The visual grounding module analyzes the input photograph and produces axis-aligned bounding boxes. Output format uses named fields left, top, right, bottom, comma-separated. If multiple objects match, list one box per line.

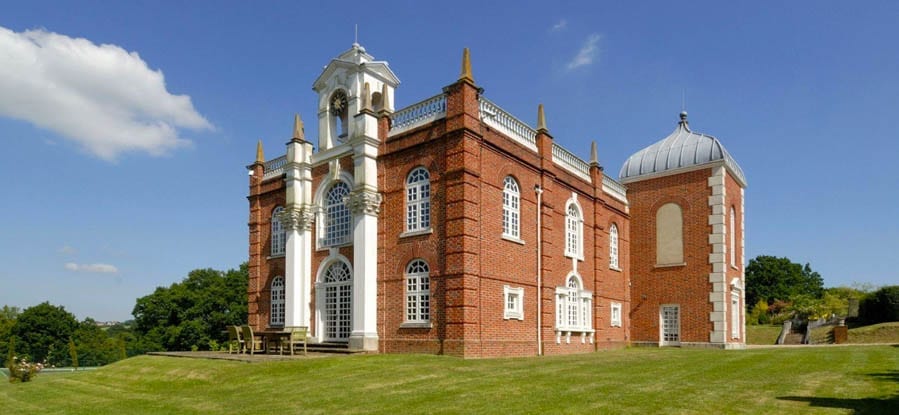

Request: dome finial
left=679, top=110, right=689, bottom=128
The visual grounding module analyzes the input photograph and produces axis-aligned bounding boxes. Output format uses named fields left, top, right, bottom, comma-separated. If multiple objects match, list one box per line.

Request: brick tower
left=620, top=111, right=746, bottom=348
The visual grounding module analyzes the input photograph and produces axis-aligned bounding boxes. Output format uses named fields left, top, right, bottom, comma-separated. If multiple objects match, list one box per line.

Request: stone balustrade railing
left=552, top=143, right=591, bottom=182
left=389, top=94, right=447, bottom=136
left=602, top=176, right=628, bottom=203
left=263, top=155, right=287, bottom=180
left=478, top=97, right=538, bottom=151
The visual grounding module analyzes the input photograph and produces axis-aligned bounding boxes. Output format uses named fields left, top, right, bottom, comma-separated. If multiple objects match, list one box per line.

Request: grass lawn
left=746, top=324, right=783, bottom=345
left=849, top=322, right=899, bottom=344
left=1, top=346, right=897, bottom=414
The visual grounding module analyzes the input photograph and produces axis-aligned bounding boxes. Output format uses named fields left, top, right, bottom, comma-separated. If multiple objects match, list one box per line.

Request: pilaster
left=707, top=166, right=727, bottom=344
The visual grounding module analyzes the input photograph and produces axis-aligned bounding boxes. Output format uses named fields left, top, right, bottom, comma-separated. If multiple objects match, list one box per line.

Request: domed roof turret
left=619, top=112, right=746, bottom=186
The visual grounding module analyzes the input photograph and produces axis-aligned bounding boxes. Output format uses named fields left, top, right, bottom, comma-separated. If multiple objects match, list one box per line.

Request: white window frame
left=729, top=207, right=737, bottom=268
left=270, top=276, right=285, bottom=327
left=502, top=176, right=521, bottom=240
left=565, top=199, right=584, bottom=260
left=555, top=274, right=593, bottom=343
left=610, top=302, right=622, bottom=327
left=405, top=167, right=431, bottom=234
left=321, top=181, right=352, bottom=247
left=271, top=206, right=286, bottom=256
left=609, top=223, right=619, bottom=270
left=404, top=259, right=431, bottom=325
left=503, top=285, right=524, bottom=320
left=731, top=291, right=741, bottom=339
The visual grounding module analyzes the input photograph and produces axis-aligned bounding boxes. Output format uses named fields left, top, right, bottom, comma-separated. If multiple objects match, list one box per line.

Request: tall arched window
left=565, top=202, right=583, bottom=259
left=405, top=259, right=430, bottom=324
left=271, top=206, right=286, bottom=256
left=270, top=276, right=285, bottom=327
left=730, top=207, right=737, bottom=267
left=609, top=223, right=619, bottom=269
left=323, top=181, right=352, bottom=246
left=405, top=167, right=431, bottom=233
left=502, top=176, right=520, bottom=239
left=656, top=203, right=684, bottom=265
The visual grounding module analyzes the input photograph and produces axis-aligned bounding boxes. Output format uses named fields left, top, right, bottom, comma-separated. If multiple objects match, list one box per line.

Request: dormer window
left=330, top=90, right=349, bottom=142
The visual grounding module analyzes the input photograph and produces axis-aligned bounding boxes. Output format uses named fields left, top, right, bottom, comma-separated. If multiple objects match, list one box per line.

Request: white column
left=346, top=107, right=381, bottom=351
left=347, top=192, right=381, bottom=351
left=283, top=208, right=313, bottom=328
left=283, top=136, right=315, bottom=329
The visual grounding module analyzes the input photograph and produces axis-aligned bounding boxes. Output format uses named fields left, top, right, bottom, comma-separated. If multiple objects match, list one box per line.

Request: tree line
left=1, top=263, right=247, bottom=369
left=745, top=255, right=898, bottom=325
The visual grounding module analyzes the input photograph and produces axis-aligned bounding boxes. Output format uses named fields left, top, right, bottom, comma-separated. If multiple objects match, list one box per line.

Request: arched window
left=730, top=207, right=737, bottom=267
left=322, top=181, right=352, bottom=246
left=502, top=176, right=520, bottom=239
left=405, top=167, right=431, bottom=233
left=405, top=259, right=430, bottom=324
left=656, top=203, right=684, bottom=265
left=270, top=276, right=285, bottom=327
left=565, top=202, right=583, bottom=259
left=609, top=223, right=619, bottom=269
left=555, top=274, right=592, bottom=333
left=271, top=206, right=286, bottom=256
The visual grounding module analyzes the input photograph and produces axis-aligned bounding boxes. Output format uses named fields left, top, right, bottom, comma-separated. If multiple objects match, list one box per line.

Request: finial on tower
left=255, top=140, right=265, bottom=164
left=536, top=104, right=547, bottom=132
left=459, top=48, right=474, bottom=83
left=379, top=83, right=390, bottom=113
left=679, top=110, right=689, bottom=128
left=590, top=141, right=598, bottom=165
left=292, top=114, right=305, bottom=141
left=361, top=82, right=372, bottom=112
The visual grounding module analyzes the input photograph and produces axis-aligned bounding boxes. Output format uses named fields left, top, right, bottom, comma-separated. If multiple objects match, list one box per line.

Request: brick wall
left=627, top=168, right=714, bottom=344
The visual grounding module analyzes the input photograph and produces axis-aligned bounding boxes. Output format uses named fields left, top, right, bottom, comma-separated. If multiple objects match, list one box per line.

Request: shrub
left=859, top=286, right=899, bottom=324
left=7, top=355, right=42, bottom=383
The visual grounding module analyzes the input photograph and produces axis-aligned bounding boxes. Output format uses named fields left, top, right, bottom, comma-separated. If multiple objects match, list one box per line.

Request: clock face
left=331, top=91, right=348, bottom=114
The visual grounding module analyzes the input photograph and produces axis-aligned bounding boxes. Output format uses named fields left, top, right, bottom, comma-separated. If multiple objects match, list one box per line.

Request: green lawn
left=849, top=322, right=899, bottom=344
left=746, top=324, right=783, bottom=345
left=2, top=346, right=897, bottom=414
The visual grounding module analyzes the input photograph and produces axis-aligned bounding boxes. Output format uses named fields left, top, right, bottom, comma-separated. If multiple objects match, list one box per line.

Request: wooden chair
left=240, top=325, right=265, bottom=355
left=280, top=326, right=309, bottom=356
left=227, top=325, right=244, bottom=354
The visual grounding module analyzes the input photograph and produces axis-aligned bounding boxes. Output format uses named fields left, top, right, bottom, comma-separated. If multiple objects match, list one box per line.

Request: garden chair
left=227, top=325, right=244, bottom=354
left=280, top=326, right=309, bottom=356
left=240, top=325, right=265, bottom=355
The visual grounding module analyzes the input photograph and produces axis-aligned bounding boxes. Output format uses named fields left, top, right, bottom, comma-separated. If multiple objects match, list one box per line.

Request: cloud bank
left=64, top=262, right=119, bottom=274
left=0, top=26, right=212, bottom=161
left=567, top=33, right=601, bottom=70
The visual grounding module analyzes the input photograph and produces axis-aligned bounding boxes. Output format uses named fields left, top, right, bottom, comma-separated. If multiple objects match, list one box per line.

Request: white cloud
left=64, top=262, right=119, bottom=274
left=0, top=26, right=213, bottom=161
left=566, top=33, right=602, bottom=70
left=551, top=19, right=568, bottom=32
left=58, top=245, right=77, bottom=255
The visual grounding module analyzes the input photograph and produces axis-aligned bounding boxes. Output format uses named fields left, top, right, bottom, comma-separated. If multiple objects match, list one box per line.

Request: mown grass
left=849, top=322, right=899, bottom=344
left=1, top=346, right=897, bottom=414
left=746, top=324, right=783, bottom=345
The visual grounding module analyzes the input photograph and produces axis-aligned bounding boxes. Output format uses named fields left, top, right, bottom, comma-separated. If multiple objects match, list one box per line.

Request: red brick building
left=246, top=44, right=746, bottom=357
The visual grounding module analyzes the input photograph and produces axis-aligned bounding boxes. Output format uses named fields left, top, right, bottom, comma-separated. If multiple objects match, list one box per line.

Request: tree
left=11, top=302, right=79, bottom=365
left=745, top=255, right=824, bottom=309
left=0, top=305, right=20, bottom=366
left=858, top=285, right=899, bottom=324
left=132, top=263, right=248, bottom=351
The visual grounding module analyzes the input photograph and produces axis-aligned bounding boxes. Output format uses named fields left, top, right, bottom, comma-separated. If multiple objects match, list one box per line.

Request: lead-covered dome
left=619, top=112, right=746, bottom=186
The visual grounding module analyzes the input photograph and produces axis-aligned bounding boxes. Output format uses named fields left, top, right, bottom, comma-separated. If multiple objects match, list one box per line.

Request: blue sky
left=2, top=1, right=897, bottom=321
